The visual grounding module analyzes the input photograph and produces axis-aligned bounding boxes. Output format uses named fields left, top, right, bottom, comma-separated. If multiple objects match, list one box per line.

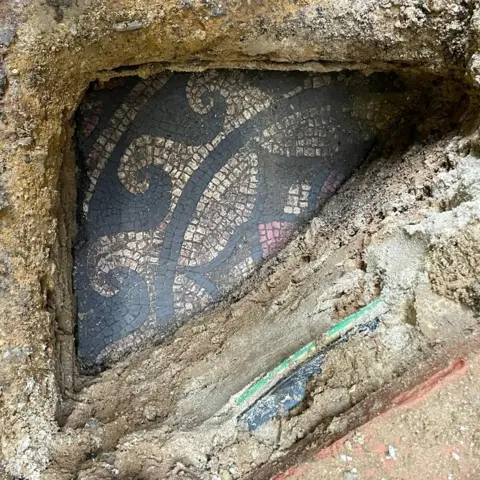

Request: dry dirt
left=1, top=1, right=480, bottom=479
left=270, top=349, right=480, bottom=480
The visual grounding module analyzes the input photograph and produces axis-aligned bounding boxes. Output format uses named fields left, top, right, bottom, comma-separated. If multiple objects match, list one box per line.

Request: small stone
left=113, top=20, right=144, bottom=32
left=353, top=432, right=364, bottom=445
left=11, top=68, right=19, bottom=75
left=19, top=437, right=30, bottom=453
left=18, top=136, right=33, bottom=147
left=210, top=5, right=227, bottom=17
left=26, top=377, right=35, bottom=392
left=344, top=258, right=361, bottom=270
left=452, top=452, right=460, bottom=461
left=0, top=25, right=16, bottom=47
left=2, top=346, right=32, bottom=364
left=386, top=445, right=397, bottom=460
left=343, top=471, right=358, bottom=480
left=143, top=404, right=157, bottom=421
left=219, top=470, right=232, bottom=480
left=85, top=417, right=103, bottom=429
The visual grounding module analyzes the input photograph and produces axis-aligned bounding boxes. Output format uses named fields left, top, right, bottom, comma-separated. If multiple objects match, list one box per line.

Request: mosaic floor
left=75, top=70, right=402, bottom=365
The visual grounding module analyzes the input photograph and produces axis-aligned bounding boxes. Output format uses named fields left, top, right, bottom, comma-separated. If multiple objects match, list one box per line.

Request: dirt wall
left=0, top=1, right=480, bottom=479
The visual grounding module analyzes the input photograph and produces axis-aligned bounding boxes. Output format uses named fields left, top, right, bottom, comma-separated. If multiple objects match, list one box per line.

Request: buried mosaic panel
left=75, top=70, right=406, bottom=365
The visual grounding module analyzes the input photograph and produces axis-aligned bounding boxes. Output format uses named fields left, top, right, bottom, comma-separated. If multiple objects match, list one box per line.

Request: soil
left=270, top=350, right=480, bottom=480
left=0, top=1, right=480, bottom=479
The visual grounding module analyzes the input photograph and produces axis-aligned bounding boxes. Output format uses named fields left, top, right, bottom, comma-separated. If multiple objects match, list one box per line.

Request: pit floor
left=275, top=352, right=480, bottom=480
left=74, top=70, right=403, bottom=365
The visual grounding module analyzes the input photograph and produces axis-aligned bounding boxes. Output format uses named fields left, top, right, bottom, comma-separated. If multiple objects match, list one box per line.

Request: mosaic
left=75, top=70, right=402, bottom=365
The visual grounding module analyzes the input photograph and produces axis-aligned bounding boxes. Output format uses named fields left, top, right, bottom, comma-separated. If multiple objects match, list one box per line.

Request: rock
left=386, top=445, right=397, bottom=460
left=112, top=20, right=144, bottom=32
left=2, top=346, right=32, bottom=364
left=17, top=137, right=33, bottom=147
left=219, top=470, right=232, bottom=480
left=353, top=432, right=364, bottom=445
left=0, top=24, right=15, bottom=47
left=143, top=404, right=157, bottom=421
left=85, top=417, right=103, bottom=429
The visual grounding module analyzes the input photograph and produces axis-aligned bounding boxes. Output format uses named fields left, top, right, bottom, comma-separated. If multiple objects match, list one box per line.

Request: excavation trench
left=3, top=2, right=480, bottom=479
left=53, top=66, right=478, bottom=478
left=72, top=68, right=466, bottom=369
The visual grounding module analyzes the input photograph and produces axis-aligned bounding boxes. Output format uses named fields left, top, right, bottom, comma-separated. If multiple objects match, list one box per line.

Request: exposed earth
left=1, top=1, right=480, bottom=479
left=273, top=350, right=480, bottom=480
left=75, top=70, right=417, bottom=365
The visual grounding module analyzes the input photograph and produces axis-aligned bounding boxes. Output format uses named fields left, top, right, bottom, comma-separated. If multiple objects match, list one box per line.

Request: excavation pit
left=2, top=2, right=480, bottom=478
left=73, top=69, right=465, bottom=368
